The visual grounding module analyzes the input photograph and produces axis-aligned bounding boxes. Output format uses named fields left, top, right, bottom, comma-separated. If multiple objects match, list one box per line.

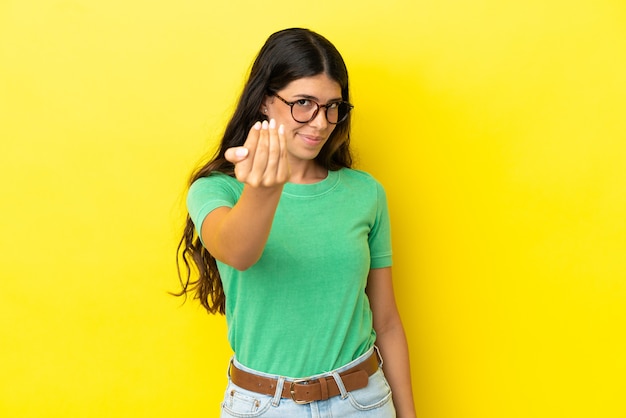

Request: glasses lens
left=291, top=100, right=317, bottom=123
left=330, top=102, right=351, bottom=124
left=290, top=99, right=352, bottom=124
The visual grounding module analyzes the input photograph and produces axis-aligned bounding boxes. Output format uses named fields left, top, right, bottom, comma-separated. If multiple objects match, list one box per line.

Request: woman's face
left=263, top=74, right=342, bottom=165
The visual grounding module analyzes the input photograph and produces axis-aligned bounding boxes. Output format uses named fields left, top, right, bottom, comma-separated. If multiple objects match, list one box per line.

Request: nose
left=308, top=106, right=330, bottom=130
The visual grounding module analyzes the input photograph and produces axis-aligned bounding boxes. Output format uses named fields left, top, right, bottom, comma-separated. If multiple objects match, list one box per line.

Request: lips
left=298, top=133, right=325, bottom=146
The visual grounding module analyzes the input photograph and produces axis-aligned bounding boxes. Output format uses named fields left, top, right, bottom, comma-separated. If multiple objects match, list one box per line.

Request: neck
left=288, top=159, right=328, bottom=184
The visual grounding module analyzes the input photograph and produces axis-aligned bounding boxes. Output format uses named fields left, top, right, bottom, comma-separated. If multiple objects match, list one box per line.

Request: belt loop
left=331, top=371, right=349, bottom=399
left=272, top=377, right=285, bottom=407
left=374, top=345, right=384, bottom=368
left=226, top=356, right=234, bottom=379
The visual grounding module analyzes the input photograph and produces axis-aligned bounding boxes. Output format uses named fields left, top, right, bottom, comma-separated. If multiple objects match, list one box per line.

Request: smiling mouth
left=298, top=133, right=324, bottom=145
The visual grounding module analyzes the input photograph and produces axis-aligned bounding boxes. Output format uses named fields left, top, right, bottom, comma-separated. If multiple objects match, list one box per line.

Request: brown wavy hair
left=174, top=28, right=354, bottom=314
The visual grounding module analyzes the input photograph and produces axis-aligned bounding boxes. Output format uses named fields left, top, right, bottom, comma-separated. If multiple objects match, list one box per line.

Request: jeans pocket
left=220, top=381, right=272, bottom=418
left=347, top=369, right=394, bottom=411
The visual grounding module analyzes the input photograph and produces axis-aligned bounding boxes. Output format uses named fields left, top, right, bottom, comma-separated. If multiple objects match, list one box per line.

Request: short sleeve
left=186, top=173, right=243, bottom=240
left=368, top=181, right=393, bottom=269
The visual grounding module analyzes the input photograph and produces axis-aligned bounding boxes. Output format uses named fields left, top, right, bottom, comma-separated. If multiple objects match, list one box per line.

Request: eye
left=295, top=99, right=314, bottom=108
left=327, top=102, right=340, bottom=110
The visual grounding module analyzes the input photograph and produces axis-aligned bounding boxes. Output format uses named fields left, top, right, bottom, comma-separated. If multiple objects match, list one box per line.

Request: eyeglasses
left=273, top=93, right=353, bottom=125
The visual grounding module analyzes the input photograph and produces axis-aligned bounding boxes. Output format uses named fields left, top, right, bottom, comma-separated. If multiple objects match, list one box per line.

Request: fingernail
left=278, top=124, right=284, bottom=134
left=235, top=148, right=248, bottom=158
left=269, top=118, right=276, bottom=129
left=262, top=120, right=269, bottom=129
left=253, top=121, right=261, bottom=130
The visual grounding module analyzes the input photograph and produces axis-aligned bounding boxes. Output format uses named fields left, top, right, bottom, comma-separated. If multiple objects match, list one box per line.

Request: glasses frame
left=273, top=93, right=353, bottom=125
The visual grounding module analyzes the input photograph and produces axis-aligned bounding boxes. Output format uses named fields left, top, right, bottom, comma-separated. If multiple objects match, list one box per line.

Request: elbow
left=206, top=239, right=261, bottom=271
left=221, top=254, right=260, bottom=272
left=230, top=261, right=254, bottom=272
left=373, top=311, right=405, bottom=338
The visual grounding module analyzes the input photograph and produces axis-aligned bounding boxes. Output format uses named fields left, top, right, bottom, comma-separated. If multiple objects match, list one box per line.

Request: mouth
left=297, top=133, right=325, bottom=146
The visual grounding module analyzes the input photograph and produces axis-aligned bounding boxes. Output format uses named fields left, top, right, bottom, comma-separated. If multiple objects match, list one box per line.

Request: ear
left=259, top=95, right=275, bottom=116
left=260, top=95, right=274, bottom=115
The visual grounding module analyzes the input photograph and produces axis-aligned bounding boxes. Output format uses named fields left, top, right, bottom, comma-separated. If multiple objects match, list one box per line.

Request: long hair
left=174, top=28, right=353, bottom=314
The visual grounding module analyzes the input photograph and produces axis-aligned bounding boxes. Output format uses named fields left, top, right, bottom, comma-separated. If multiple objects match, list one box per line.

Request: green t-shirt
left=187, top=168, right=392, bottom=377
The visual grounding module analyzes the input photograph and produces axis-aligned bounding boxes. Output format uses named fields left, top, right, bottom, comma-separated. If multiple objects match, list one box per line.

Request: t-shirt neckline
left=282, top=169, right=342, bottom=197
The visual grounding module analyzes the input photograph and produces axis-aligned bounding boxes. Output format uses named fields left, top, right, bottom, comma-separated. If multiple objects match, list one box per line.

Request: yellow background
left=1, top=0, right=625, bottom=417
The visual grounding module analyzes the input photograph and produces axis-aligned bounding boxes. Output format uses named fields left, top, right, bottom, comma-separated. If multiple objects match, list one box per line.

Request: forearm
left=376, top=321, right=417, bottom=418
left=203, top=184, right=283, bottom=270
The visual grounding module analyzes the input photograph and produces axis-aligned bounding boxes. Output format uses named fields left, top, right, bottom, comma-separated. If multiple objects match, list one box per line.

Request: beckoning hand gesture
left=224, top=119, right=291, bottom=188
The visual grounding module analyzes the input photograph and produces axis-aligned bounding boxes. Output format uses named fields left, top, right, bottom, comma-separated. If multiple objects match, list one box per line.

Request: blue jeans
left=220, top=347, right=396, bottom=417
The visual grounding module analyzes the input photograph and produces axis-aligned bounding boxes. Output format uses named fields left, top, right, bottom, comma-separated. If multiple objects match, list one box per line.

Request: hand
left=225, top=119, right=290, bottom=188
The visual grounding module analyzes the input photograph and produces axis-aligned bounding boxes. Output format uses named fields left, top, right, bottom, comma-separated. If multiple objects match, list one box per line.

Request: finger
left=242, top=121, right=262, bottom=153
left=224, top=146, right=249, bottom=163
left=276, top=123, right=291, bottom=183
left=263, top=119, right=281, bottom=186
left=234, top=122, right=261, bottom=181
left=247, top=120, right=270, bottom=186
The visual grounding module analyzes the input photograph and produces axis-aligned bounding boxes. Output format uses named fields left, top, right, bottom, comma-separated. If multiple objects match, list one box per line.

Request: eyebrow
left=292, top=94, right=343, bottom=103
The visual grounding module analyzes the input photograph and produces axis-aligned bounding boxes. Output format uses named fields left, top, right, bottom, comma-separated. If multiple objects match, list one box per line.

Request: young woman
left=176, top=28, right=416, bottom=418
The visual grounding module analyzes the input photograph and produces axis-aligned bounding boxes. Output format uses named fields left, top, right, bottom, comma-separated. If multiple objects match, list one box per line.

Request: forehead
left=280, top=74, right=342, bottom=100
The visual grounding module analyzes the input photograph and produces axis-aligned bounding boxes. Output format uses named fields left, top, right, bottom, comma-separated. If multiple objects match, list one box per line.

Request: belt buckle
left=289, top=379, right=314, bottom=405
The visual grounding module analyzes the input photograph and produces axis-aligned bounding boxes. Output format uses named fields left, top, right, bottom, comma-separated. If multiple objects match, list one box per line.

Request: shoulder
left=186, top=172, right=242, bottom=227
left=190, top=171, right=236, bottom=186
left=338, top=168, right=386, bottom=193
left=187, top=172, right=243, bottom=209
left=189, top=172, right=241, bottom=193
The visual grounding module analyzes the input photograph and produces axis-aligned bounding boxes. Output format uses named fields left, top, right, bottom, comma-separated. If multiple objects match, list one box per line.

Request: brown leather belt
left=229, top=351, right=379, bottom=404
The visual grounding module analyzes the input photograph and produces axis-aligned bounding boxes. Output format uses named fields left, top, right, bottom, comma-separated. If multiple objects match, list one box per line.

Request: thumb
left=224, top=146, right=249, bottom=163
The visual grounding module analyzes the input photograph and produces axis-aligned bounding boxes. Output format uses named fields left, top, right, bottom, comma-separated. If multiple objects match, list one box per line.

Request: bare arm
left=366, top=267, right=417, bottom=418
left=201, top=119, right=290, bottom=270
